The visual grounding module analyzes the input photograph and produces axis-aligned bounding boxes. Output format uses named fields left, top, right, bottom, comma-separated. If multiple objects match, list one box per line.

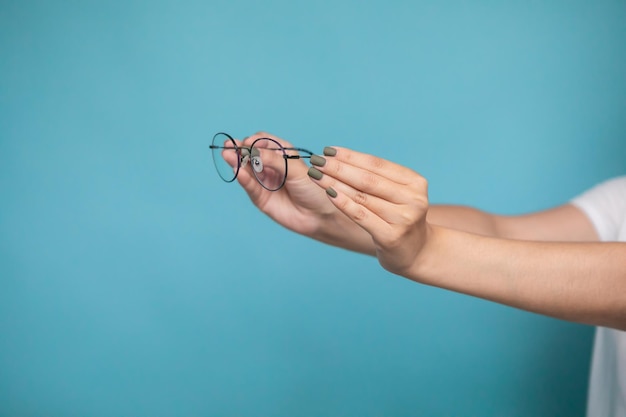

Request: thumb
left=231, top=138, right=269, bottom=206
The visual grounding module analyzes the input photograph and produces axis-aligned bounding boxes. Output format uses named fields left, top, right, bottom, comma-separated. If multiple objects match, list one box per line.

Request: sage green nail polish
left=308, top=167, right=323, bottom=180
left=326, top=187, right=337, bottom=198
left=310, top=155, right=326, bottom=167
left=323, top=147, right=337, bottom=156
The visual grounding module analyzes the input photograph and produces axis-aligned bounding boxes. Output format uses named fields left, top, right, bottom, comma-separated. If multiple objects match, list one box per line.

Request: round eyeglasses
left=210, top=132, right=314, bottom=191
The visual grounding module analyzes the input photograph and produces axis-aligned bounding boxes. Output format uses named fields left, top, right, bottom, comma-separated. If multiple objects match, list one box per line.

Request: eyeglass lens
left=211, top=134, right=289, bottom=191
left=211, top=133, right=238, bottom=182
left=248, top=138, right=288, bottom=191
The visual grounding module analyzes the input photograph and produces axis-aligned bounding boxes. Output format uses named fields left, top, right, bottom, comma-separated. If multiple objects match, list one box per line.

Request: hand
left=225, top=132, right=369, bottom=249
left=307, top=146, right=431, bottom=275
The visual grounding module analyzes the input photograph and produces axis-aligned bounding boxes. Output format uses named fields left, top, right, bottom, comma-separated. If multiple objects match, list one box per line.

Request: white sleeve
left=570, top=176, right=626, bottom=242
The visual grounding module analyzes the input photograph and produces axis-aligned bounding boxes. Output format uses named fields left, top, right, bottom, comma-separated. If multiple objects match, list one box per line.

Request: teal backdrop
left=2, top=1, right=625, bottom=416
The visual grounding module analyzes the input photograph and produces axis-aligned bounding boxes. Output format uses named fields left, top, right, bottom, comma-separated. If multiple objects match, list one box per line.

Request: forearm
left=427, top=203, right=598, bottom=242
left=304, top=146, right=618, bottom=329
left=410, top=225, right=626, bottom=330
left=312, top=204, right=500, bottom=256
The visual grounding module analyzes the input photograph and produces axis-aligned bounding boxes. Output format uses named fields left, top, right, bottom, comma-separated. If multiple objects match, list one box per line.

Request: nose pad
left=251, top=156, right=264, bottom=173
left=239, top=148, right=251, bottom=167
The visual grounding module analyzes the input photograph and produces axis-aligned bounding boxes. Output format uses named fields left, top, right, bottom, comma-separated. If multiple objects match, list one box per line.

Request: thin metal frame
left=210, top=132, right=313, bottom=191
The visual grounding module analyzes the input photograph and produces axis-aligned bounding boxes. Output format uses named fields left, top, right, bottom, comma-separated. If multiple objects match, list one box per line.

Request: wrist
left=406, top=223, right=453, bottom=285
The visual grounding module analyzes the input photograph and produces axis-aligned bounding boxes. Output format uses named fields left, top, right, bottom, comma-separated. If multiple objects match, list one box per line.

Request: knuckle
left=378, top=229, right=401, bottom=248
left=408, top=193, right=428, bottom=211
left=361, top=172, right=379, bottom=188
left=353, top=207, right=368, bottom=222
left=335, top=196, right=350, bottom=212
left=331, top=159, right=344, bottom=176
left=368, top=155, right=386, bottom=170
left=415, top=176, right=428, bottom=192
left=398, top=209, right=417, bottom=225
left=408, top=178, right=428, bottom=202
left=353, top=191, right=368, bottom=205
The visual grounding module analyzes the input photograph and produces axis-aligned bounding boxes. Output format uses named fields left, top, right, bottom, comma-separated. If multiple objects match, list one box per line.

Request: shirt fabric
left=571, top=176, right=626, bottom=417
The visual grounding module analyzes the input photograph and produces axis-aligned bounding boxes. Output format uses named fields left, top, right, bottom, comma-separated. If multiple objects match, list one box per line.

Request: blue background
left=2, top=1, right=625, bottom=416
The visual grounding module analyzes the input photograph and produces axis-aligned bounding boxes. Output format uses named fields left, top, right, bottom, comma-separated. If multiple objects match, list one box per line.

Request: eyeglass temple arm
left=209, top=145, right=234, bottom=149
left=210, top=144, right=314, bottom=158
left=284, top=147, right=313, bottom=159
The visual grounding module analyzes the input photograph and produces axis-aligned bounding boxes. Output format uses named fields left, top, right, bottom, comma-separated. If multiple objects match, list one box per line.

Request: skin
left=228, top=132, right=626, bottom=331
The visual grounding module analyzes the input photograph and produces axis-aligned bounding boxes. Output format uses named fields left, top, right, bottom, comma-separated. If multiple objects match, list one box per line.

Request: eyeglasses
left=210, top=132, right=314, bottom=191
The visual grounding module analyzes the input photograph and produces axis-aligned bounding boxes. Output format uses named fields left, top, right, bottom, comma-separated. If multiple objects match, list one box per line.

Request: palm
left=241, top=162, right=337, bottom=235
left=221, top=133, right=337, bottom=235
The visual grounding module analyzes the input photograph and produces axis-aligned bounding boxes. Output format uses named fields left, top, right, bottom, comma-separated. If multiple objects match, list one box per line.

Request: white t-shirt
left=571, top=176, right=626, bottom=417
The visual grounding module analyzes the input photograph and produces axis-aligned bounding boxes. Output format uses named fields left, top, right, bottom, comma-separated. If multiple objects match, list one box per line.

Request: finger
left=309, top=165, right=425, bottom=227
left=229, top=139, right=269, bottom=203
left=323, top=146, right=419, bottom=186
left=220, top=147, right=238, bottom=168
left=310, top=153, right=418, bottom=205
left=310, top=176, right=391, bottom=238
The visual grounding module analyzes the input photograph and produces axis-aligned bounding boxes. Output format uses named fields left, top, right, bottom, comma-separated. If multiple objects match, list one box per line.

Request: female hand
left=224, top=133, right=374, bottom=253
left=307, top=146, right=431, bottom=275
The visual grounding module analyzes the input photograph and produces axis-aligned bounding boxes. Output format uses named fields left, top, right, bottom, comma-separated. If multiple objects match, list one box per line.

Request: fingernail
left=310, top=155, right=326, bottom=167
left=308, top=167, right=323, bottom=180
left=326, top=187, right=337, bottom=198
left=323, top=147, right=337, bottom=156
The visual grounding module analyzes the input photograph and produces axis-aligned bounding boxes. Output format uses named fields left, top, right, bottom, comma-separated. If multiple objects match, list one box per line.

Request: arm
left=312, top=203, right=599, bottom=254
left=417, top=225, right=626, bottom=330
left=231, top=133, right=596, bottom=256
left=312, top=201, right=599, bottom=254
left=306, top=146, right=626, bottom=330
left=426, top=203, right=599, bottom=242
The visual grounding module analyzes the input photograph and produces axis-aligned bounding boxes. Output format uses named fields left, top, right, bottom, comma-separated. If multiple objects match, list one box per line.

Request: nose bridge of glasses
left=238, top=147, right=250, bottom=166
left=238, top=146, right=262, bottom=157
